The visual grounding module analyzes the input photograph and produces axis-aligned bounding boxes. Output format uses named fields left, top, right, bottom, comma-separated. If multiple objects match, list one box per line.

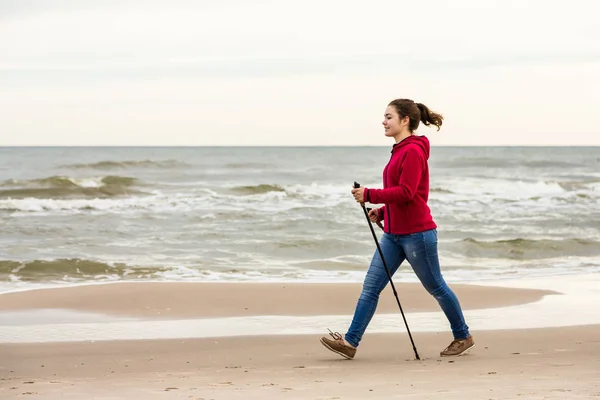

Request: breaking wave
left=0, top=175, right=142, bottom=199
left=453, top=238, right=600, bottom=260
left=60, top=159, right=188, bottom=169
left=230, top=184, right=286, bottom=195
left=0, top=258, right=171, bottom=282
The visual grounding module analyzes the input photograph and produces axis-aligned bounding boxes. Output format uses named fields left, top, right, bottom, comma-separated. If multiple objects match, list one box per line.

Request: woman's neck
left=394, top=131, right=413, bottom=143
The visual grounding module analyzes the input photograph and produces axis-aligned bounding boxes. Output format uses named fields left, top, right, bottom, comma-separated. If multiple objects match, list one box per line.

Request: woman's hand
left=351, top=186, right=366, bottom=203
left=368, top=208, right=381, bottom=223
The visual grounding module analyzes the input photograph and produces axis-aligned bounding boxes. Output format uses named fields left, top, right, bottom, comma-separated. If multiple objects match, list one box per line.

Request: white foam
left=434, top=178, right=565, bottom=200
left=0, top=273, right=598, bottom=343
left=69, top=176, right=105, bottom=188
left=0, top=182, right=353, bottom=214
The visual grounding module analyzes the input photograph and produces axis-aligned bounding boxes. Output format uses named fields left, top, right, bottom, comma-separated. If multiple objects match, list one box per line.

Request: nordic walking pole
left=354, top=181, right=420, bottom=360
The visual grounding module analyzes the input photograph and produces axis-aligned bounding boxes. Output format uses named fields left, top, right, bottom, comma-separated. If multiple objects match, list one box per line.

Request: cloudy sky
left=1, top=0, right=599, bottom=146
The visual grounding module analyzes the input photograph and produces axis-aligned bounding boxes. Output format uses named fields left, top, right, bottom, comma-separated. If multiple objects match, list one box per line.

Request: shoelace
left=327, top=328, right=343, bottom=341
left=446, top=338, right=466, bottom=352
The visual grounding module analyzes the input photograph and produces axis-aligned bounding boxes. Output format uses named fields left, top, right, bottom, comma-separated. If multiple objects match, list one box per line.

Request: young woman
left=320, top=98, right=474, bottom=360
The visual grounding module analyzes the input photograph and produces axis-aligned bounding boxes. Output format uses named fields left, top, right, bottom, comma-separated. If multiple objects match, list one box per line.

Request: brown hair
left=388, top=99, right=443, bottom=132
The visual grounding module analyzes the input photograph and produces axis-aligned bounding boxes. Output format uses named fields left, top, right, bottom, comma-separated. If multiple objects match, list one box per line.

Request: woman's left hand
left=351, top=186, right=365, bottom=203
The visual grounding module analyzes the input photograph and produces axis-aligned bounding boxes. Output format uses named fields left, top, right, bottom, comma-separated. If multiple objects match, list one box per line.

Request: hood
left=391, top=135, right=430, bottom=160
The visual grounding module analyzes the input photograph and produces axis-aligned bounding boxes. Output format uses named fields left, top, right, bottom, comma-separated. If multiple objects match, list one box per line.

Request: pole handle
left=354, top=182, right=383, bottom=230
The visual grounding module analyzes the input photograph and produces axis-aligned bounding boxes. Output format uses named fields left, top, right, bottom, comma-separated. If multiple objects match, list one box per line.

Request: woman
left=320, top=98, right=473, bottom=360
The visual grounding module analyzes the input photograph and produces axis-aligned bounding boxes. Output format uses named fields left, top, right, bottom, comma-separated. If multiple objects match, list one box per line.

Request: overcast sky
left=1, top=0, right=599, bottom=146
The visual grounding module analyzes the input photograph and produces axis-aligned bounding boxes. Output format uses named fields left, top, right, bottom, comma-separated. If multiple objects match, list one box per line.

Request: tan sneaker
left=440, top=335, right=475, bottom=357
left=320, top=329, right=356, bottom=360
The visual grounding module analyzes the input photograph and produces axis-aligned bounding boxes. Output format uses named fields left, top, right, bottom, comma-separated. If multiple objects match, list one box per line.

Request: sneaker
left=320, top=329, right=356, bottom=360
left=440, top=335, right=475, bottom=357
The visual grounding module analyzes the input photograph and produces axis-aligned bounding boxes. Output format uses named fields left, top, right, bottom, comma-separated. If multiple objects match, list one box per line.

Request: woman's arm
left=365, top=147, right=424, bottom=204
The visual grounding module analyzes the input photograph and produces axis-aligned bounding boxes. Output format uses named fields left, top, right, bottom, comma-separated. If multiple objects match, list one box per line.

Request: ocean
left=1, top=146, right=599, bottom=293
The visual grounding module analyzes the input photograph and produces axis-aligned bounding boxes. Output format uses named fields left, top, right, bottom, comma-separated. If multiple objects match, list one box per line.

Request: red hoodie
left=363, top=135, right=437, bottom=235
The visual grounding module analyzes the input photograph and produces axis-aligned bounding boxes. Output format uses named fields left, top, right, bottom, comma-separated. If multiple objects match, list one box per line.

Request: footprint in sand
left=209, top=382, right=233, bottom=387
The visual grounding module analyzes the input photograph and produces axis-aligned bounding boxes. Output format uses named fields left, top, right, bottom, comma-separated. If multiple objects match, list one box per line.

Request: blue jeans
left=345, top=229, right=470, bottom=347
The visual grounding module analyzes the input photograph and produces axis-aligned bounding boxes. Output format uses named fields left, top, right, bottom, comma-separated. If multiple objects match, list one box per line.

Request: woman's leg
left=402, top=229, right=470, bottom=340
left=344, top=233, right=406, bottom=348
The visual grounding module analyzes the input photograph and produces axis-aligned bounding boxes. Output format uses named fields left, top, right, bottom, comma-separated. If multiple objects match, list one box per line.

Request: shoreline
left=2, top=274, right=600, bottom=345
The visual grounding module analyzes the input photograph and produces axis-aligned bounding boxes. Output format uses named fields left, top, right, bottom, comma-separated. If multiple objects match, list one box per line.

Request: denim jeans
left=345, top=229, right=470, bottom=347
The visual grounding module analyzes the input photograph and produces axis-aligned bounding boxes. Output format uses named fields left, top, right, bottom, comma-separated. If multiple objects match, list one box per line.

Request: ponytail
left=415, top=103, right=443, bottom=131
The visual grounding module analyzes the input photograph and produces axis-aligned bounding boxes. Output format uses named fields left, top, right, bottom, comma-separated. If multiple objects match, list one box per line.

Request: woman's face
left=382, top=105, right=408, bottom=138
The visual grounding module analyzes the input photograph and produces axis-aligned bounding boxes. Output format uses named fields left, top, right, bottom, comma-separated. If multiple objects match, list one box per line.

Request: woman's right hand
left=368, top=208, right=382, bottom=223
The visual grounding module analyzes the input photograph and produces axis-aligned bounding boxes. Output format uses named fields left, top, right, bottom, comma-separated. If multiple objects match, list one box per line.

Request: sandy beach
left=1, top=280, right=599, bottom=399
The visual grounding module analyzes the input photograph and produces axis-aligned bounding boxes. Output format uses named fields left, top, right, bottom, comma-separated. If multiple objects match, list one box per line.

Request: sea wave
left=431, top=178, right=598, bottom=201
left=523, top=160, right=585, bottom=168
left=2, top=175, right=137, bottom=188
left=60, top=159, right=188, bottom=169
left=224, top=162, right=273, bottom=169
left=451, top=237, right=600, bottom=260
left=435, top=158, right=584, bottom=169
left=0, top=258, right=171, bottom=282
left=430, top=187, right=455, bottom=194
left=1, top=175, right=596, bottom=215
left=0, top=175, right=142, bottom=199
left=2, top=254, right=598, bottom=288
left=556, top=179, right=600, bottom=191
left=229, top=184, right=286, bottom=194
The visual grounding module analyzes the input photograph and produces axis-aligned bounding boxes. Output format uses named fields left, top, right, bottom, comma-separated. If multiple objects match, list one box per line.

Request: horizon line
left=0, top=144, right=599, bottom=148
